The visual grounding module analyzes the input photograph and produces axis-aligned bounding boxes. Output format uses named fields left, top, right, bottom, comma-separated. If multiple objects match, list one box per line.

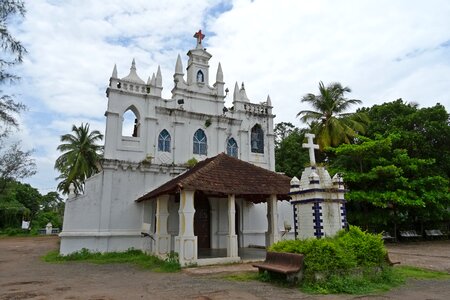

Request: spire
left=151, top=73, right=156, bottom=86
left=216, top=62, right=223, bottom=82
left=175, top=54, right=183, bottom=74
left=239, top=82, right=249, bottom=101
left=156, top=65, right=162, bottom=87
left=233, top=81, right=239, bottom=101
left=147, top=76, right=151, bottom=85
left=111, top=64, right=118, bottom=78
left=121, top=58, right=145, bottom=84
left=266, top=95, right=272, bottom=106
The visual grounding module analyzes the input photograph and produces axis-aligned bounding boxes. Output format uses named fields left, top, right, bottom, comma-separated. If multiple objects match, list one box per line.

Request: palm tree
left=297, top=81, right=368, bottom=149
left=54, top=123, right=103, bottom=195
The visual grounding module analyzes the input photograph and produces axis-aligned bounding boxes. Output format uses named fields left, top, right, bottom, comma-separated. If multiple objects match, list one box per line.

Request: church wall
left=60, top=164, right=186, bottom=254
left=108, top=170, right=145, bottom=231
left=240, top=202, right=267, bottom=247
left=61, top=173, right=103, bottom=233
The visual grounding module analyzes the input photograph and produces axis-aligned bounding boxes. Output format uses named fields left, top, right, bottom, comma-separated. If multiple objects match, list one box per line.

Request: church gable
left=104, top=30, right=276, bottom=171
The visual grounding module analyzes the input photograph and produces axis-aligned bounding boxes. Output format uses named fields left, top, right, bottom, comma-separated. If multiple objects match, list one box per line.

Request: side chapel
left=60, top=31, right=295, bottom=265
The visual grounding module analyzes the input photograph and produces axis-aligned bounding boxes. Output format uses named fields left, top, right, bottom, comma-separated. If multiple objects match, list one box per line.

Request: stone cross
left=194, top=29, right=205, bottom=45
left=303, top=133, right=319, bottom=166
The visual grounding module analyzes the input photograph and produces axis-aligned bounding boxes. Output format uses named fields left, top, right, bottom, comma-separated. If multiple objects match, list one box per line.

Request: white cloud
left=8, top=0, right=450, bottom=193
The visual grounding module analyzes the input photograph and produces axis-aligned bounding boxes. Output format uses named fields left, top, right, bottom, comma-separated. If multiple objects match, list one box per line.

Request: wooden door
left=194, top=192, right=210, bottom=249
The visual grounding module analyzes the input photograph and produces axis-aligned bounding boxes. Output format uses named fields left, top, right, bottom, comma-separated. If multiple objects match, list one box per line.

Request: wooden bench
left=399, top=230, right=421, bottom=240
left=381, top=231, right=396, bottom=242
left=385, top=253, right=400, bottom=266
left=425, top=229, right=444, bottom=239
left=252, top=251, right=304, bottom=282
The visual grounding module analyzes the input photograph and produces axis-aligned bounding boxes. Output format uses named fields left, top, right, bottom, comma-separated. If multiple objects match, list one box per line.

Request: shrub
left=336, top=226, right=386, bottom=267
left=269, top=225, right=387, bottom=282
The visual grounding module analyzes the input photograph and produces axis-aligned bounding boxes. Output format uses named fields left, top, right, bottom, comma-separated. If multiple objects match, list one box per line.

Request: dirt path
left=0, top=236, right=449, bottom=300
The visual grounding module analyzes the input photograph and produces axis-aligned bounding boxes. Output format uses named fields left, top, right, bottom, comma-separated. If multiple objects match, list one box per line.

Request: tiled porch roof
left=136, top=153, right=291, bottom=202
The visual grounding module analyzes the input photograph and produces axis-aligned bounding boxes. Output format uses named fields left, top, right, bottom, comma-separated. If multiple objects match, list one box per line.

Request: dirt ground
left=0, top=237, right=449, bottom=300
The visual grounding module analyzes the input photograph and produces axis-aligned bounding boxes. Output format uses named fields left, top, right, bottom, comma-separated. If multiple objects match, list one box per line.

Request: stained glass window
left=251, top=124, right=264, bottom=153
left=158, top=129, right=171, bottom=152
left=226, top=138, right=238, bottom=158
left=193, top=129, right=207, bottom=155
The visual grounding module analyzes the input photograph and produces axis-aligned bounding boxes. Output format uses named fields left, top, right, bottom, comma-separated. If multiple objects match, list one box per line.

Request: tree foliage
left=0, top=180, right=64, bottom=230
left=360, top=99, right=450, bottom=178
left=328, top=134, right=450, bottom=229
left=274, top=122, right=309, bottom=178
left=55, top=123, right=103, bottom=195
left=0, top=0, right=26, bottom=82
left=0, top=0, right=35, bottom=191
left=0, top=142, right=35, bottom=192
left=0, top=0, right=26, bottom=134
left=297, top=81, right=368, bottom=149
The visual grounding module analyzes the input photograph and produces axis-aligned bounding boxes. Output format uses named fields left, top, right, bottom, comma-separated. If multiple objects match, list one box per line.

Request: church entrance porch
left=136, top=153, right=291, bottom=266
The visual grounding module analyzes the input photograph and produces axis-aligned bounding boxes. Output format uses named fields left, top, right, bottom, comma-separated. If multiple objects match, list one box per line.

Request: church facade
left=59, top=31, right=295, bottom=260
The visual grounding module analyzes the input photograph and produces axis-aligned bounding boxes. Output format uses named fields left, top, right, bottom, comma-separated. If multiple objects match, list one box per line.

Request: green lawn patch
left=222, top=272, right=259, bottom=282
left=395, top=266, right=450, bottom=280
left=299, top=266, right=404, bottom=294
left=43, top=248, right=180, bottom=272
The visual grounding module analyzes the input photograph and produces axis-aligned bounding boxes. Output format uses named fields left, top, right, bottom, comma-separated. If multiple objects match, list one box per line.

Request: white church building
left=59, top=31, right=297, bottom=265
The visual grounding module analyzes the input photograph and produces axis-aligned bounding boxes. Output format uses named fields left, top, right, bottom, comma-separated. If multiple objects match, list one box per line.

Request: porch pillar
left=175, top=190, right=197, bottom=266
left=227, top=194, right=238, bottom=258
left=266, top=194, right=280, bottom=247
left=154, top=194, right=171, bottom=257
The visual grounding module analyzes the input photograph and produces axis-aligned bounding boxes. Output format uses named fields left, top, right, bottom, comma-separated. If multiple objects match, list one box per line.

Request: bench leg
left=286, top=271, right=303, bottom=283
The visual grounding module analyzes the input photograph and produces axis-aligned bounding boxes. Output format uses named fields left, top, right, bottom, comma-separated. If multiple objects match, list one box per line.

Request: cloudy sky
left=7, top=0, right=450, bottom=194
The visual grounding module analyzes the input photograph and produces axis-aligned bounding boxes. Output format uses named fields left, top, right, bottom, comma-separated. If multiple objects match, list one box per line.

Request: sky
left=5, top=0, right=450, bottom=194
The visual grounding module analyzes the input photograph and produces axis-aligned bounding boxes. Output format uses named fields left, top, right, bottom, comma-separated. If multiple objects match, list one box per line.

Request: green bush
left=269, top=225, right=387, bottom=281
left=0, top=227, right=32, bottom=236
left=336, top=226, right=386, bottom=267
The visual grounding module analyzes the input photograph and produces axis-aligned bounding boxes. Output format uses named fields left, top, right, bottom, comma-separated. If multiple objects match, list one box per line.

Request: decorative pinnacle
left=175, top=54, right=183, bottom=75
left=112, top=64, right=118, bottom=78
left=216, top=62, right=223, bottom=82
left=233, top=81, right=239, bottom=101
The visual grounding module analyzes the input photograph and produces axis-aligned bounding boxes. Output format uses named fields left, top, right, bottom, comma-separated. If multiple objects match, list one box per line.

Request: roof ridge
left=181, top=153, right=228, bottom=187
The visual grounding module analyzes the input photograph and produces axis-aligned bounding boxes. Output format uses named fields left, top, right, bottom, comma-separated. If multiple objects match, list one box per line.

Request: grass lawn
left=43, top=248, right=180, bottom=272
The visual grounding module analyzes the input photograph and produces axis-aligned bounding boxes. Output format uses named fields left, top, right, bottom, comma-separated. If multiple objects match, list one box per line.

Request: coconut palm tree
left=54, top=123, right=103, bottom=194
left=297, top=81, right=368, bottom=149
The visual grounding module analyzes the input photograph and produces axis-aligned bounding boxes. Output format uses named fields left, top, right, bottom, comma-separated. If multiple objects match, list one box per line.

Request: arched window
left=226, top=138, right=238, bottom=158
left=122, top=108, right=139, bottom=137
left=251, top=124, right=264, bottom=153
left=193, top=129, right=207, bottom=155
left=197, top=70, right=204, bottom=83
left=158, top=129, right=171, bottom=152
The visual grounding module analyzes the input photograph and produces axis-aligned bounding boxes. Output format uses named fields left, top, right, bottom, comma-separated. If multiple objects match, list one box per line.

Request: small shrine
left=289, top=134, right=347, bottom=239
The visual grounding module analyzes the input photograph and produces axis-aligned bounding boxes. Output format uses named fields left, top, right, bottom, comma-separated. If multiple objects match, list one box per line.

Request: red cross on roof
left=194, top=29, right=205, bottom=44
